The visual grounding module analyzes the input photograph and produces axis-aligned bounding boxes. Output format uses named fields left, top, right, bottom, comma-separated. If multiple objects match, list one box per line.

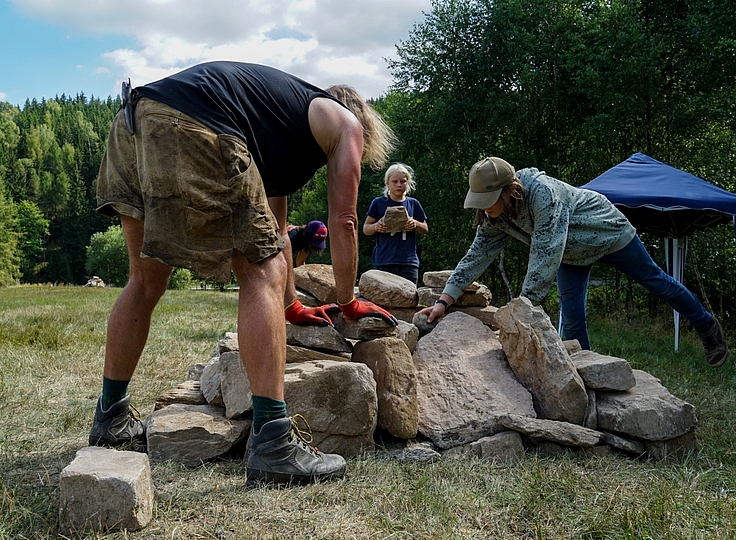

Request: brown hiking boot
left=697, top=316, right=729, bottom=367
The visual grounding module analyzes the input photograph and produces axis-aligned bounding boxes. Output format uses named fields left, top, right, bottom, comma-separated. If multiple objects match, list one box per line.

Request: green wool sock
left=252, top=395, right=287, bottom=434
left=102, top=377, right=130, bottom=410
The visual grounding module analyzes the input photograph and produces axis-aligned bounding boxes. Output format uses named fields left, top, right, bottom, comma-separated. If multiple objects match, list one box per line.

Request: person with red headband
left=286, top=220, right=328, bottom=267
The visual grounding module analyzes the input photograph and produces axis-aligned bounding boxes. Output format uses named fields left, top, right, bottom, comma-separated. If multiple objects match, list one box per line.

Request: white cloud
left=0, top=92, right=6, bottom=101
left=10, top=0, right=431, bottom=98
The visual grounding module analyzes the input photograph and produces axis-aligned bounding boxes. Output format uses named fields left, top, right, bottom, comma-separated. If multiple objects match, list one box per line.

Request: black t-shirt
left=135, top=61, right=341, bottom=196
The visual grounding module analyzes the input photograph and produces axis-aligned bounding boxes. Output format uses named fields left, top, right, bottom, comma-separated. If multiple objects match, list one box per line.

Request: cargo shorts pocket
left=217, top=134, right=283, bottom=262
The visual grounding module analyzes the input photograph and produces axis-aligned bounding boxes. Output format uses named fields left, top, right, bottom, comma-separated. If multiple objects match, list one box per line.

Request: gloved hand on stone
left=285, top=300, right=339, bottom=326
left=338, top=297, right=398, bottom=326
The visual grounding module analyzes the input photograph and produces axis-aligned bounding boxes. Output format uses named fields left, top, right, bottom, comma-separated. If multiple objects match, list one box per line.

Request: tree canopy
left=0, top=95, right=118, bottom=284
left=2, top=0, right=735, bottom=325
left=302, top=0, right=736, bottom=321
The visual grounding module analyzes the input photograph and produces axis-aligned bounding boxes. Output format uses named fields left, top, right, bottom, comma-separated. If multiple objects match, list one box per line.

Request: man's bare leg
left=232, top=249, right=287, bottom=400
left=233, top=249, right=347, bottom=485
left=89, top=215, right=171, bottom=447
left=104, top=215, right=172, bottom=381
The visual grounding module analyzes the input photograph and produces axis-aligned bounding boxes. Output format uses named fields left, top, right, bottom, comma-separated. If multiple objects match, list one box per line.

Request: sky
left=0, top=0, right=432, bottom=107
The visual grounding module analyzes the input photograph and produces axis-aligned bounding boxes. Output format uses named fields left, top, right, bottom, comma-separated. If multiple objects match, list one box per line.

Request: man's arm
left=308, top=98, right=363, bottom=305
left=269, top=195, right=338, bottom=326
left=309, top=97, right=396, bottom=325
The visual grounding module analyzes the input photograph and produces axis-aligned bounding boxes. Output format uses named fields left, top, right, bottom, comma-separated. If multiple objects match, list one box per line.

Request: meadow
left=1, top=285, right=735, bottom=539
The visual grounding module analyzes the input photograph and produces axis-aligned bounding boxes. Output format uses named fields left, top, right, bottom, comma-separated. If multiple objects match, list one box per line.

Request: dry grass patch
left=1, top=286, right=735, bottom=539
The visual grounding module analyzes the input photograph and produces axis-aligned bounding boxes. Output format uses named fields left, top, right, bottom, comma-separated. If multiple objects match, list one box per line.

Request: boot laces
left=289, top=414, right=319, bottom=454
left=129, top=403, right=142, bottom=421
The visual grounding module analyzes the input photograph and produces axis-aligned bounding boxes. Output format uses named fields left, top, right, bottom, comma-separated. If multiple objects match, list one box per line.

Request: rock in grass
left=59, top=447, right=153, bottom=533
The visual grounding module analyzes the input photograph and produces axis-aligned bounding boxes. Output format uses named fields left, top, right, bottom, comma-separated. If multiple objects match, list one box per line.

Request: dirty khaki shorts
left=96, top=97, right=284, bottom=283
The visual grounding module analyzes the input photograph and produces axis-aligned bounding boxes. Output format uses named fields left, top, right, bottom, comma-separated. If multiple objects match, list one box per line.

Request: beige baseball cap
left=463, top=157, right=516, bottom=209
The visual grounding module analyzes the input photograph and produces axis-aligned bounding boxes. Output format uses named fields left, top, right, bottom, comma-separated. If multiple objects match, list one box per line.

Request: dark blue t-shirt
left=288, top=226, right=307, bottom=252
left=366, top=196, right=427, bottom=267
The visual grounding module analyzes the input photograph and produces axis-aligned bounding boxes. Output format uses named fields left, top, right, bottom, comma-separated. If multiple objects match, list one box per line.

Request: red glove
left=338, top=297, right=398, bottom=326
left=285, top=301, right=340, bottom=326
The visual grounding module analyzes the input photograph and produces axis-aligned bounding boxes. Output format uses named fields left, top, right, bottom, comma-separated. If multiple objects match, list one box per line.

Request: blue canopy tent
left=579, top=152, right=736, bottom=350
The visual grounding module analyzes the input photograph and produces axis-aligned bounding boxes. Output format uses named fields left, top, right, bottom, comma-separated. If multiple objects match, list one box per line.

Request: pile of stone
left=83, top=276, right=105, bottom=287
left=59, top=265, right=698, bottom=532
left=145, top=265, right=697, bottom=465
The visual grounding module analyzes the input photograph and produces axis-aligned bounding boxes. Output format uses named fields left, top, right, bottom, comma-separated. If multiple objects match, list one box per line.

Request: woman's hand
left=421, top=302, right=447, bottom=324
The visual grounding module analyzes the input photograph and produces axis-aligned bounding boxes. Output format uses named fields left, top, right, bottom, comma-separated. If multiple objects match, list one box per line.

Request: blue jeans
left=557, top=235, right=711, bottom=349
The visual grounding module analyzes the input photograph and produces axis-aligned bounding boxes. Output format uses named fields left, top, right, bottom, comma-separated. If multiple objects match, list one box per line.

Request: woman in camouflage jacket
left=420, top=157, right=727, bottom=367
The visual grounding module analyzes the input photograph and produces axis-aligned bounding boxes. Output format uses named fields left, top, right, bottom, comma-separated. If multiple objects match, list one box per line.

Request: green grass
left=1, top=286, right=735, bottom=539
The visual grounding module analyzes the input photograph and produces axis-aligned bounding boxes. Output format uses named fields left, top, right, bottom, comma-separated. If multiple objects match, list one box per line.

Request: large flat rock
left=413, top=312, right=535, bottom=449
left=597, top=370, right=697, bottom=441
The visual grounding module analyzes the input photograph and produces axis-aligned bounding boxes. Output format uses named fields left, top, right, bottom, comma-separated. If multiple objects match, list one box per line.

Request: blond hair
left=326, top=84, right=397, bottom=170
left=383, top=163, right=416, bottom=197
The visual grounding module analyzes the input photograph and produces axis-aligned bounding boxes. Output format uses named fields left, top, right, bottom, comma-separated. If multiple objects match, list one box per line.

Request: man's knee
left=235, top=250, right=286, bottom=281
left=126, top=261, right=171, bottom=302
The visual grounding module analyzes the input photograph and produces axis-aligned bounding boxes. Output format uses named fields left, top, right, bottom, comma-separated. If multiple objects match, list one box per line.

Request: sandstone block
left=286, top=321, right=353, bottom=353
left=584, top=390, right=597, bottom=430
left=382, top=205, right=410, bottom=233
left=359, top=269, right=419, bottom=308
left=456, top=284, right=492, bottom=307
left=395, top=319, right=419, bottom=353
left=332, top=312, right=399, bottom=340
left=293, top=264, right=337, bottom=303
left=453, top=305, right=498, bottom=328
left=188, top=362, right=206, bottom=381
left=295, top=287, right=320, bottom=307
left=417, top=284, right=490, bottom=307
left=644, top=430, right=699, bottom=460
left=214, top=331, right=239, bottom=355
left=495, top=297, right=588, bottom=425
left=563, top=339, right=582, bottom=355
left=59, top=447, right=153, bottom=533
left=352, top=337, right=418, bottom=439
left=571, top=350, right=636, bottom=391
left=146, top=404, right=250, bottom=466
left=200, top=356, right=224, bottom=406
left=421, top=270, right=454, bottom=288
left=597, top=369, right=697, bottom=441
left=216, top=351, right=254, bottom=418
left=417, top=286, right=441, bottom=307
left=284, top=360, right=377, bottom=457
left=385, top=441, right=441, bottom=463
left=469, top=431, right=525, bottom=464
left=500, top=414, right=603, bottom=447
left=601, top=431, right=646, bottom=456
left=287, top=344, right=350, bottom=363
left=154, top=380, right=207, bottom=410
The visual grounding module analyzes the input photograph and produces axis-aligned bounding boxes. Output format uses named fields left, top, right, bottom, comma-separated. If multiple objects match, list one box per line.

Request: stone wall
left=147, top=266, right=698, bottom=466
